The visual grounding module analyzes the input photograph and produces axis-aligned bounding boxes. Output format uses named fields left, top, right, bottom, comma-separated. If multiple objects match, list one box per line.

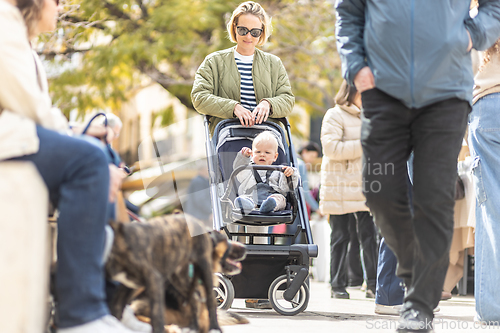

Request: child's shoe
left=259, top=198, right=276, bottom=213
left=235, top=197, right=254, bottom=213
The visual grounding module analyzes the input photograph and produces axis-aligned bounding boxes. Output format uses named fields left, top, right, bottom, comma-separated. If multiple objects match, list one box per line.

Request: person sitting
left=233, top=131, right=299, bottom=214
left=0, top=1, right=144, bottom=332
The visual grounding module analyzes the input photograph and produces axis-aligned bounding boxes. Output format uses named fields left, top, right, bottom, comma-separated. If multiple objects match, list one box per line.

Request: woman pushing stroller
left=191, top=1, right=294, bottom=134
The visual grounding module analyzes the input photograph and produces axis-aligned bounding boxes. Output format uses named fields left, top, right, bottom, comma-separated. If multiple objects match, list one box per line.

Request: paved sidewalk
left=223, top=281, right=499, bottom=333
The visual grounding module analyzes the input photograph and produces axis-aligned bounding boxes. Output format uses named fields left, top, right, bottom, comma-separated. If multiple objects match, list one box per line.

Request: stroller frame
left=204, top=116, right=318, bottom=316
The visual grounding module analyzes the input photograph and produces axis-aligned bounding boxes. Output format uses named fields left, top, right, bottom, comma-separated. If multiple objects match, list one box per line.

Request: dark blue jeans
left=376, top=163, right=413, bottom=306
left=361, top=88, right=469, bottom=317
left=376, top=238, right=405, bottom=306
left=14, top=126, right=110, bottom=328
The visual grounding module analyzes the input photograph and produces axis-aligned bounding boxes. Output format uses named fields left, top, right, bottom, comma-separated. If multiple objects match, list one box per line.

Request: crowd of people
left=2, top=0, right=500, bottom=332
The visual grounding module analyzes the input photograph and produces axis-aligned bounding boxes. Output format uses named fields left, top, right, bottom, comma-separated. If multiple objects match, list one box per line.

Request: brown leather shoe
left=245, top=299, right=272, bottom=309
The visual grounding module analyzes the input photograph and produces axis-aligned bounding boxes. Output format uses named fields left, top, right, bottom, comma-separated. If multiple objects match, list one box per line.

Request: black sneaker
left=331, top=288, right=350, bottom=299
left=397, top=308, right=434, bottom=333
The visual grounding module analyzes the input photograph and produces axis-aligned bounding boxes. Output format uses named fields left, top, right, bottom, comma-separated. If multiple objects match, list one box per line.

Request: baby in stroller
left=233, top=131, right=299, bottom=213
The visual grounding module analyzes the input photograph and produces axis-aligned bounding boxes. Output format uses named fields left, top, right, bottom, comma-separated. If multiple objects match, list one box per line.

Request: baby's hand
left=282, top=166, right=294, bottom=177
left=241, top=147, right=252, bottom=157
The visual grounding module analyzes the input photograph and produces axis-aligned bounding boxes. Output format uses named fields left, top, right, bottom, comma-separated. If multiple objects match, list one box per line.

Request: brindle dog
left=106, top=213, right=245, bottom=333
left=131, top=233, right=248, bottom=333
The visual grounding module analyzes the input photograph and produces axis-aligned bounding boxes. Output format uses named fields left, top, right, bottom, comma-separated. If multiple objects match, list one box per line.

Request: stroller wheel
left=214, top=273, right=235, bottom=310
left=268, top=274, right=309, bottom=316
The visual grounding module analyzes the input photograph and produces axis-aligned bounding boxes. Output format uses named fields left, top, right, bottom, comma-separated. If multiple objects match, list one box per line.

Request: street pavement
left=223, top=281, right=499, bottom=333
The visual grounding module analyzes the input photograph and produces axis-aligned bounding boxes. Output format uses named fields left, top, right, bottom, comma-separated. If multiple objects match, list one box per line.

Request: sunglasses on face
left=236, top=26, right=263, bottom=38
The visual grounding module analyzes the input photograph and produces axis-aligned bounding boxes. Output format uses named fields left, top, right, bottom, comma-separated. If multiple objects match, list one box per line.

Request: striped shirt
left=235, top=50, right=257, bottom=111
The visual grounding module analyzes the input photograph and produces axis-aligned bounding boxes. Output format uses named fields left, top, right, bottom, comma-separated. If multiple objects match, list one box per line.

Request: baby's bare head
left=252, top=131, right=278, bottom=165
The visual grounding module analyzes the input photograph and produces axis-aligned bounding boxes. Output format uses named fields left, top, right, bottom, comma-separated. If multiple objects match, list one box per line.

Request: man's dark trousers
left=360, top=88, right=469, bottom=318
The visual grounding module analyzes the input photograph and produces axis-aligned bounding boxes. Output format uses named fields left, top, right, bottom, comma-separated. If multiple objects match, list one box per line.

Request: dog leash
left=127, top=210, right=144, bottom=223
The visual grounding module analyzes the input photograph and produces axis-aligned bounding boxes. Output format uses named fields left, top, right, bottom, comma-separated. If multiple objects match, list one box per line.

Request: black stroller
left=204, top=116, right=318, bottom=316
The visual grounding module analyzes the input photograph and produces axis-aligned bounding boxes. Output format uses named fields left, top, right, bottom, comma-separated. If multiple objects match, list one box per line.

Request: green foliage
left=264, top=0, right=342, bottom=114
left=151, top=105, right=175, bottom=129
left=42, top=0, right=240, bottom=115
left=40, top=0, right=342, bottom=123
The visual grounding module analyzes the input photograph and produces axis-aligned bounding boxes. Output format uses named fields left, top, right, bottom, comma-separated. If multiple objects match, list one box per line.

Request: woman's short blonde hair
left=17, top=0, right=45, bottom=39
left=226, top=1, right=272, bottom=46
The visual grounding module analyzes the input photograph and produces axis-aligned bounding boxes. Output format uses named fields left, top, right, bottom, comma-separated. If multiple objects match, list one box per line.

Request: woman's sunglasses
left=236, top=26, right=263, bottom=38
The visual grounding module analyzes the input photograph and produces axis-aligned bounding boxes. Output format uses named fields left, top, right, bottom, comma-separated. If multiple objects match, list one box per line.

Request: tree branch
left=38, top=47, right=92, bottom=57
left=136, top=0, right=149, bottom=19
left=60, top=15, right=107, bottom=30
left=137, top=63, right=193, bottom=88
left=295, top=96, right=327, bottom=114
left=103, top=1, right=132, bottom=21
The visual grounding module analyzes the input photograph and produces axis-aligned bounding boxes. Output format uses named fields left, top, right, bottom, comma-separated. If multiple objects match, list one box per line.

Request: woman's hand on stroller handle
left=252, top=100, right=271, bottom=124
left=234, top=104, right=254, bottom=127
left=233, top=100, right=271, bottom=127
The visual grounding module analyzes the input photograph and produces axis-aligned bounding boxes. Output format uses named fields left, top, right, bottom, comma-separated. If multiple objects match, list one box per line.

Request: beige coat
left=319, top=104, right=368, bottom=215
left=0, top=1, right=68, bottom=161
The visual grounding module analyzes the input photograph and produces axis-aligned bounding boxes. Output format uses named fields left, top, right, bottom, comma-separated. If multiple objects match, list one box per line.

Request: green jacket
left=191, top=46, right=294, bottom=134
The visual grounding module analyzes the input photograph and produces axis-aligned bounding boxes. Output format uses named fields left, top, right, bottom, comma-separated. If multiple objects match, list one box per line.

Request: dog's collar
left=188, top=263, right=194, bottom=279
